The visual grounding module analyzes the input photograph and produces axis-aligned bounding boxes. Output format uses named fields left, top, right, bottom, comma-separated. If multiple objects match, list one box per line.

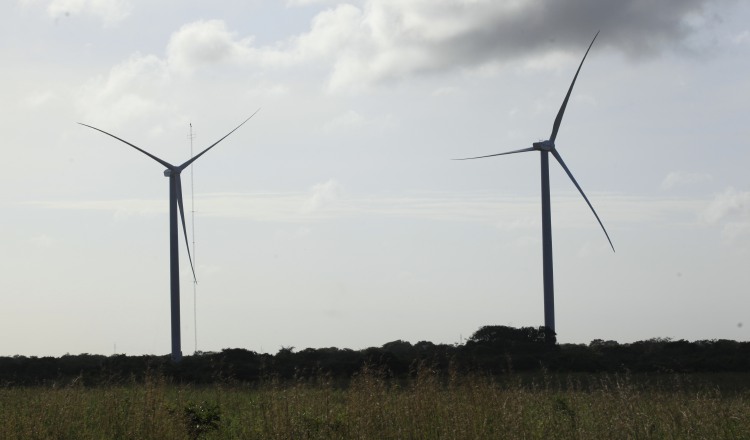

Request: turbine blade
left=453, top=147, right=536, bottom=160
left=175, top=174, right=197, bottom=282
left=551, top=148, right=614, bottom=252
left=78, top=123, right=174, bottom=169
left=549, top=31, right=599, bottom=142
left=178, top=109, right=260, bottom=171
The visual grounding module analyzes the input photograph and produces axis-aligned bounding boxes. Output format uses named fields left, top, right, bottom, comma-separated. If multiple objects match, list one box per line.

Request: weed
left=183, top=400, right=221, bottom=440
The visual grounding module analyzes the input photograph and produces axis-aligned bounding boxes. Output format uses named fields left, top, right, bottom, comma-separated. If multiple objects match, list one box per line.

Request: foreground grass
left=1, top=369, right=749, bottom=439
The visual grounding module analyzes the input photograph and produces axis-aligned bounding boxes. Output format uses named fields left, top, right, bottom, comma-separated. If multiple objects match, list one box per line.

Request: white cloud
left=701, top=187, right=750, bottom=242
left=23, top=91, right=57, bottom=109
left=302, top=179, right=342, bottom=213
left=285, top=0, right=339, bottom=7
left=76, top=53, right=174, bottom=128
left=321, top=110, right=366, bottom=133
left=289, top=4, right=366, bottom=66
left=34, top=0, right=132, bottom=26
left=30, top=192, right=710, bottom=230
left=29, top=234, right=55, bottom=248
left=28, top=199, right=165, bottom=218
left=660, top=171, right=712, bottom=190
left=495, top=216, right=539, bottom=231
left=432, top=86, right=460, bottom=97
left=166, top=20, right=254, bottom=74
left=721, top=222, right=750, bottom=241
left=732, top=30, right=750, bottom=45
left=165, top=8, right=365, bottom=74
left=702, top=187, right=750, bottom=223
left=75, top=19, right=283, bottom=126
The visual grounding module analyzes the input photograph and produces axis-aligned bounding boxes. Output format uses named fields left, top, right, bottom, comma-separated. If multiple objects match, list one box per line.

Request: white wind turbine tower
left=455, top=33, right=613, bottom=343
left=80, top=111, right=259, bottom=361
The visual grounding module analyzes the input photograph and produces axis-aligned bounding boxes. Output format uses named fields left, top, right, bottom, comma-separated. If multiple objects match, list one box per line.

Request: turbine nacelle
left=533, top=140, right=555, bottom=151
left=163, top=168, right=179, bottom=177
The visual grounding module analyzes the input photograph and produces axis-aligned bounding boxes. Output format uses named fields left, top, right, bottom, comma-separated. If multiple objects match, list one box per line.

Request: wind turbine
left=80, top=111, right=259, bottom=362
left=455, top=32, right=613, bottom=344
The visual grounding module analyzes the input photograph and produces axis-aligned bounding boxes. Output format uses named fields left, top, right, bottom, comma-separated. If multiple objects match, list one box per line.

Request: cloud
left=320, top=110, right=366, bottom=133
left=23, top=91, right=57, bottom=109
left=302, top=179, right=343, bottom=213
left=305, top=0, right=726, bottom=90
left=286, top=4, right=367, bottom=67
left=29, top=234, right=55, bottom=248
left=285, top=0, right=338, bottom=6
left=732, top=30, right=750, bottom=45
left=24, top=0, right=133, bottom=26
left=166, top=20, right=255, bottom=74
left=432, top=86, right=460, bottom=97
left=76, top=53, right=174, bottom=128
left=720, top=222, right=750, bottom=241
left=74, top=19, right=276, bottom=125
left=702, top=187, right=750, bottom=241
left=76, top=0, right=729, bottom=119
left=28, top=199, right=165, bottom=218
left=30, top=192, right=708, bottom=231
left=163, top=7, right=364, bottom=73
left=660, top=171, right=712, bottom=190
left=702, top=187, right=750, bottom=223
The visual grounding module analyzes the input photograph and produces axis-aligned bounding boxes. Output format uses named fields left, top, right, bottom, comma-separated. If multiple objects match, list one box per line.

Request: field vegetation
left=2, top=326, right=749, bottom=439
left=2, top=367, right=749, bottom=439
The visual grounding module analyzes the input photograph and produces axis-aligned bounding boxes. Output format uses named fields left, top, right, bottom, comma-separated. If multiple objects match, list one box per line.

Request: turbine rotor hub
left=533, top=140, right=554, bottom=151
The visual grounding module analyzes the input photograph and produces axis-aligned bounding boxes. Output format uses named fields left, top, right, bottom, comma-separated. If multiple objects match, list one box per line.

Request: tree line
left=1, top=326, right=748, bottom=386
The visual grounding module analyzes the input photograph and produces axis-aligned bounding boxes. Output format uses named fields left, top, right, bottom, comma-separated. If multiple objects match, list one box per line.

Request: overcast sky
left=2, top=0, right=749, bottom=357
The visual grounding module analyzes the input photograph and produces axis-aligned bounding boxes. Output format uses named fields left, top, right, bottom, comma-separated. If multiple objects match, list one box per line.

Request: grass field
left=1, top=367, right=749, bottom=439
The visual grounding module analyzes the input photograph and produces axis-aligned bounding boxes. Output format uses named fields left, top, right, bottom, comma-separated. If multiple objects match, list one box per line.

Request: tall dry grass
left=1, top=367, right=748, bottom=439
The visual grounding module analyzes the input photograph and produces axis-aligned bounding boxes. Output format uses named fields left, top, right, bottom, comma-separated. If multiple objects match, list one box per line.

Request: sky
left=1, top=0, right=749, bottom=357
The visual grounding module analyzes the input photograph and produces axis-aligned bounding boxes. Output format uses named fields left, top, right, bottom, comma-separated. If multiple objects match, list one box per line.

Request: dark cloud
left=423, top=0, right=728, bottom=65
left=317, top=0, right=735, bottom=88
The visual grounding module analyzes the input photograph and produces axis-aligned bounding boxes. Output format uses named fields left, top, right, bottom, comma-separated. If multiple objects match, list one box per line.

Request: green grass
left=1, top=368, right=748, bottom=439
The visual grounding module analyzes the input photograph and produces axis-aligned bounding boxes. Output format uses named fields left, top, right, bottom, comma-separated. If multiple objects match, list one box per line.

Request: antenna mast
left=188, top=123, right=198, bottom=354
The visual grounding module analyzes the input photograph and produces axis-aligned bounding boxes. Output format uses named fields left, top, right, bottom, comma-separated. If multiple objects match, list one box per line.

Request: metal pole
left=540, top=151, right=556, bottom=344
left=189, top=123, right=197, bottom=354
